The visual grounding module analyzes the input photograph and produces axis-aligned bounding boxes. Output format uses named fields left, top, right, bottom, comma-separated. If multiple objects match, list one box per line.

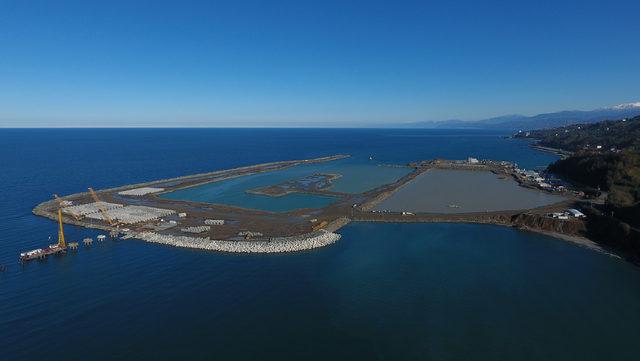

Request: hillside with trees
left=548, top=150, right=640, bottom=222
left=514, top=115, right=640, bottom=152
left=518, top=116, right=640, bottom=259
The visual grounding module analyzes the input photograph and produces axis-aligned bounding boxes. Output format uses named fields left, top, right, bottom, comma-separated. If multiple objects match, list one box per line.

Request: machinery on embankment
left=20, top=192, right=113, bottom=263
left=19, top=208, right=67, bottom=262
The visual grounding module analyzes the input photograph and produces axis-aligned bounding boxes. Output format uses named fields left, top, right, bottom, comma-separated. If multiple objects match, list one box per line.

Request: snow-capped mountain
left=609, top=102, right=640, bottom=110
left=404, top=101, right=640, bottom=130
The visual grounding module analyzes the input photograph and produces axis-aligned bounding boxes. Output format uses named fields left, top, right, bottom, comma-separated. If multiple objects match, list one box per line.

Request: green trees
left=516, top=115, right=640, bottom=152
left=548, top=149, right=639, bottom=229
left=521, top=115, right=640, bottom=256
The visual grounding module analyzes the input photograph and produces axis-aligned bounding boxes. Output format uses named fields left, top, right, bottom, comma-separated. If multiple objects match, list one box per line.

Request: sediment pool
left=375, top=169, right=565, bottom=213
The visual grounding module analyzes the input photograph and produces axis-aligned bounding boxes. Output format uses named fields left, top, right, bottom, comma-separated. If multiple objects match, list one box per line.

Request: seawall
left=135, top=230, right=341, bottom=253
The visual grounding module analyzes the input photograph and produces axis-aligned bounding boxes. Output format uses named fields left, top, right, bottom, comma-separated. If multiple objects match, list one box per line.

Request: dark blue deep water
left=1, top=129, right=639, bottom=361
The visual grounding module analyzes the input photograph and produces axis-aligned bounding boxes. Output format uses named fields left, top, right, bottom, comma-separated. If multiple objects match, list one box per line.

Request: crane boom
left=88, top=187, right=117, bottom=226
left=53, top=194, right=81, bottom=220
left=57, top=208, right=66, bottom=248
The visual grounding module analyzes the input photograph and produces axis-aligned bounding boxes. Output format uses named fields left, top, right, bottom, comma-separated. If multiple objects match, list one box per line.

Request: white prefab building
left=205, top=219, right=225, bottom=225
left=567, top=209, right=586, bottom=218
left=85, top=205, right=175, bottom=224
left=467, top=157, right=479, bottom=164
left=63, top=201, right=123, bottom=217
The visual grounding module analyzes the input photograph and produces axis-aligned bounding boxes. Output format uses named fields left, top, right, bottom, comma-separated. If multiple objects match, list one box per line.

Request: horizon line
left=0, top=125, right=501, bottom=130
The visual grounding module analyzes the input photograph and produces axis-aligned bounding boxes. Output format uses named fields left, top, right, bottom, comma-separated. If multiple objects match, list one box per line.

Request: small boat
left=448, top=204, right=461, bottom=208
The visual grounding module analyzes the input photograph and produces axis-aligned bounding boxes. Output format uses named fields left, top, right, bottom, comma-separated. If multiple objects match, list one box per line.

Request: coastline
left=517, top=227, right=620, bottom=258
left=30, top=153, right=620, bottom=258
left=46, top=154, right=351, bottom=204
left=521, top=143, right=620, bottom=256
left=529, top=144, right=573, bottom=158
left=521, top=141, right=639, bottom=262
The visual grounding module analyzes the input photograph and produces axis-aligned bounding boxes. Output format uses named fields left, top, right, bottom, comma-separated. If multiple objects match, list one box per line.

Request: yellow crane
left=53, top=193, right=82, bottom=221
left=57, top=208, right=66, bottom=248
left=88, top=187, right=118, bottom=227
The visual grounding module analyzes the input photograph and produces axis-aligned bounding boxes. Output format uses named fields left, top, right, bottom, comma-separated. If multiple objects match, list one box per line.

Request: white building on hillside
left=567, top=209, right=586, bottom=218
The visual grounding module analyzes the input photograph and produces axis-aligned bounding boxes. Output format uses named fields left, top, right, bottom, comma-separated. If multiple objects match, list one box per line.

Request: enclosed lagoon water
left=315, top=160, right=411, bottom=193
left=5, top=129, right=640, bottom=361
left=375, top=169, right=565, bottom=213
left=161, top=157, right=411, bottom=212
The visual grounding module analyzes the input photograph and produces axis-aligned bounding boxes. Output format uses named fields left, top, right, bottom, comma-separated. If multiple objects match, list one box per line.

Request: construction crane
left=56, top=208, right=66, bottom=248
left=53, top=194, right=82, bottom=221
left=19, top=206, right=68, bottom=262
left=88, top=187, right=118, bottom=227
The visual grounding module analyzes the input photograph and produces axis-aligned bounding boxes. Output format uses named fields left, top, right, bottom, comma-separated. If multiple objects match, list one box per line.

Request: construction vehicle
left=88, top=187, right=119, bottom=227
left=20, top=208, right=67, bottom=262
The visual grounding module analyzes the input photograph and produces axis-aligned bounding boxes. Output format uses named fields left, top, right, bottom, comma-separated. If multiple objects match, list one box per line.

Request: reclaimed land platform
left=33, top=156, right=584, bottom=253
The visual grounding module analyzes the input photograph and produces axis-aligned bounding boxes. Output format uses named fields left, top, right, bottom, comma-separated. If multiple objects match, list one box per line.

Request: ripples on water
left=1, top=129, right=639, bottom=361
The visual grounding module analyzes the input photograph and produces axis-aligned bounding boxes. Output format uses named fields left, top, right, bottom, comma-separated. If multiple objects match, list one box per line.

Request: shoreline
left=37, top=192, right=622, bottom=260
left=516, top=227, right=620, bottom=258
left=46, top=154, right=351, bottom=204
left=529, top=144, right=573, bottom=158
left=68, top=212, right=621, bottom=259
left=522, top=141, right=633, bottom=260
left=31, top=155, right=617, bottom=258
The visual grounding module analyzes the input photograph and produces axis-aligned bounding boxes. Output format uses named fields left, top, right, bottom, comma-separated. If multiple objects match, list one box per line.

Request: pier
left=20, top=208, right=68, bottom=262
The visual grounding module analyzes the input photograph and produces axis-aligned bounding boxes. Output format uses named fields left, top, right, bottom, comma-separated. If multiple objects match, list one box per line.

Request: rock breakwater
left=135, top=230, right=341, bottom=253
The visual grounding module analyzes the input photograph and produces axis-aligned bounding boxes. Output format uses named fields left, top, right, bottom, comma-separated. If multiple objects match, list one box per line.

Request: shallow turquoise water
left=303, top=158, right=412, bottom=193
left=3, top=129, right=639, bottom=361
left=161, top=157, right=411, bottom=211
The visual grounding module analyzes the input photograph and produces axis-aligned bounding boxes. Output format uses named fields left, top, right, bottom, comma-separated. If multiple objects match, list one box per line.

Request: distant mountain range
left=403, top=102, right=640, bottom=130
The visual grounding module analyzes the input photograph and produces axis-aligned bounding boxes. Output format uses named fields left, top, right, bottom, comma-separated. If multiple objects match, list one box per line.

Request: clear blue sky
left=1, top=0, right=639, bottom=127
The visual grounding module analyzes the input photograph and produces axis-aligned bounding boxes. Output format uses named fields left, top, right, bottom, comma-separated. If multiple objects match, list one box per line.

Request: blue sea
left=1, top=129, right=640, bottom=361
